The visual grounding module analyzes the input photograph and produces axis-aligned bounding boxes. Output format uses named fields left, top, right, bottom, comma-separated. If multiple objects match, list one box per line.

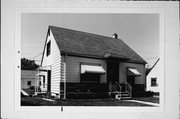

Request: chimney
left=112, top=33, right=118, bottom=39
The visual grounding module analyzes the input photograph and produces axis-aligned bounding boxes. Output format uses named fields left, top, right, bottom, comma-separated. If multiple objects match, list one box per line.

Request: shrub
left=153, top=92, right=159, bottom=96
left=133, top=91, right=154, bottom=97
left=29, top=86, right=35, bottom=90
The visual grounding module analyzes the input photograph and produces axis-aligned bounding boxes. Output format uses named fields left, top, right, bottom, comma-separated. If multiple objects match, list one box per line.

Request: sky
left=21, top=13, right=159, bottom=67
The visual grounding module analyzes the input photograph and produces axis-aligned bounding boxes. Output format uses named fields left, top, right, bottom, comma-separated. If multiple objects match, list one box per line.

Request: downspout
left=64, top=54, right=67, bottom=99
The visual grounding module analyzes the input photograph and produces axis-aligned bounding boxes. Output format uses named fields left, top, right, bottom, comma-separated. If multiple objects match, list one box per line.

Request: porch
left=59, top=82, right=133, bottom=100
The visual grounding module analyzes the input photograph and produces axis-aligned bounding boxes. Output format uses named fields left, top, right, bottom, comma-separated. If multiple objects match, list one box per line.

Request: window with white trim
left=151, top=78, right=158, bottom=87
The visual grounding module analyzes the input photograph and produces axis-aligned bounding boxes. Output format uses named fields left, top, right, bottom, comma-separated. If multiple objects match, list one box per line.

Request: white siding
left=61, top=56, right=107, bottom=83
left=61, top=56, right=145, bottom=85
left=21, top=70, right=36, bottom=89
left=21, top=78, right=35, bottom=89
left=41, top=29, right=61, bottom=94
left=146, top=61, right=160, bottom=92
left=119, top=62, right=145, bottom=84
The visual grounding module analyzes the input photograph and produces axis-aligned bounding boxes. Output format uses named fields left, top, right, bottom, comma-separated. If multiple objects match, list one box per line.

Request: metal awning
left=128, top=68, right=141, bottom=76
left=36, top=65, right=51, bottom=71
left=81, top=65, right=106, bottom=74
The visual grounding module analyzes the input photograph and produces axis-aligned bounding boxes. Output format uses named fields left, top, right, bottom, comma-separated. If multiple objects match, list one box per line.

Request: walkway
left=124, top=100, right=160, bottom=107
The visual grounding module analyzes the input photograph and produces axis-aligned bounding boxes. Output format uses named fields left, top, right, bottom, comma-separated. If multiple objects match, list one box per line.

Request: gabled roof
left=146, top=58, right=160, bottom=75
left=49, top=25, right=146, bottom=64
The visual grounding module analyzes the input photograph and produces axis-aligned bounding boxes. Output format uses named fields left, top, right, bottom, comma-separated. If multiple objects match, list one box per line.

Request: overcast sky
left=22, top=13, right=159, bottom=66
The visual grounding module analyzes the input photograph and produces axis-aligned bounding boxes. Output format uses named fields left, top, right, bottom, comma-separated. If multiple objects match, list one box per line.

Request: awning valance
left=37, top=65, right=51, bottom=71
left=81, top=65, right=106, bottom=74
left=128, top=68, right=141, bottom=76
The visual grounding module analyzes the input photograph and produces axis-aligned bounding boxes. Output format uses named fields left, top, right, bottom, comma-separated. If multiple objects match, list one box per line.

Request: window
left=27, top=81, right=31, bottom=86
left=151, top=78, right=158, bottom=87
left=81, top=73, right=100, bottom=83
left=46, top=41, right=51, bottom=56
left=80, top=63, right=104, bottom=83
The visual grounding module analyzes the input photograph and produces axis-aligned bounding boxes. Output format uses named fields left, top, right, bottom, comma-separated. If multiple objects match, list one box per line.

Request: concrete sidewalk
left=124, top=100, right=160, bottom=107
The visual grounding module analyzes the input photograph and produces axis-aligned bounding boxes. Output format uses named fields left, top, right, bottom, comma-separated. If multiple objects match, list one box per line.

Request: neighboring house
left=21, top=70, right=36, bottom=89
left=37, top=26, right=147, bottom=99
left=146, top=58, right=160, bottom=93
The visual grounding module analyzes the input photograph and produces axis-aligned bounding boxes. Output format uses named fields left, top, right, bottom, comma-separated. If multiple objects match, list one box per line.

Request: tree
left=21, top=58, right=39, bottom=70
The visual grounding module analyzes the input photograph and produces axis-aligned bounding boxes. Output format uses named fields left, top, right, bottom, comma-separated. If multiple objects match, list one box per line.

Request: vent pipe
left=112, top=33, right=118, bottom=39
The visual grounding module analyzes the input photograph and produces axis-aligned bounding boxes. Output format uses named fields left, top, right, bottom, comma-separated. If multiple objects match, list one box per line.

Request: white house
left=146, top=59, right=160, bottom=93
left=37, top=26, right=147, bottom=99
left=21, top=70, right=36, bottom=89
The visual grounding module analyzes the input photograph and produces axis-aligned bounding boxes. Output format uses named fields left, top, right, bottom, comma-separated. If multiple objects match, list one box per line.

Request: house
left=146, top=58, right=160, bottom=94
left=37, top=25, right=147, bottom=99
left=21, top=70, right=36, bottom=89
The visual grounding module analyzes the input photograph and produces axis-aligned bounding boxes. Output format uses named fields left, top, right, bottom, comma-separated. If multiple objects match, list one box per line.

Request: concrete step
left=114, top=92, right=132, bottom=100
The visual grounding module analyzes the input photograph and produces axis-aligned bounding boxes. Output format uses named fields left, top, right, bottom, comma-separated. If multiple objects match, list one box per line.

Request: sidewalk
left=124, top=100, right=160, bottom=107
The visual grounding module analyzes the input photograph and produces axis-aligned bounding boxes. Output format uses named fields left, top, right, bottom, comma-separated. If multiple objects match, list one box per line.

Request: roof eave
left=61, top=51, right=146, bottom=64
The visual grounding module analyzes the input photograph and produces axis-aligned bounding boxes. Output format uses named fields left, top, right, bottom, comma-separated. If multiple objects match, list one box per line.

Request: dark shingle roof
left=49, top=25, right=146, bottom=64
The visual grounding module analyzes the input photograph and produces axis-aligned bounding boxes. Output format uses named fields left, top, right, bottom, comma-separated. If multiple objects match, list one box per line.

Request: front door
left=127, top=75, right=135, bottom=95
left=107, top=61, right=119, bottom=91
left=127, top=76, right=135, bottom=87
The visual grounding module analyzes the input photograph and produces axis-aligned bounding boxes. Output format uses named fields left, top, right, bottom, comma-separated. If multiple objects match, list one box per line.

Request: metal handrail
left=115, top=81, right=122, bottom=99
left=125, top=82, right=132, bottom=97
left=115, top=81, right=122, bottom=91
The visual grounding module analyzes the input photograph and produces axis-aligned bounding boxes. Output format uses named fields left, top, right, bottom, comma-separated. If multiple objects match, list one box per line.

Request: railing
left=115, top=82, right=122, bottom=99
left=108, top=81, right=122, bottom=99
left=125, top=82, right=132, bottom=97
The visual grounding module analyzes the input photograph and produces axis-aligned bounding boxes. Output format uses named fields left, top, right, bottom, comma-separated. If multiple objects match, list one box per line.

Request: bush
left=153, top=92, right=159, bottom=96
left=66, top=92, right=109, bottom=99
left=133, top=91, right=154, bottom=97
left=29, top=86, right=35, bottom=90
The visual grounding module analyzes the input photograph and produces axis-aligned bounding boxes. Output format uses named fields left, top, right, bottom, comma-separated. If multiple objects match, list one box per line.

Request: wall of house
left=119, top=62, right=146, bottom=85
left=21, top=70, right=36, bottom=89
left=146, top=61, right=160, bottom=92
left=61, top=56, right=107, bottom=83
left=60, top=55, right=146, bottom=86
left=21, top=78, right=35, bottom=89
left=41, top=29, right=61, bottom=94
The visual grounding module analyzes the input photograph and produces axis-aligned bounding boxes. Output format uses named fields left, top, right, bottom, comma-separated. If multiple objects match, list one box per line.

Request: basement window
left=46, top=41, right=51, bottom=56
left=151, top=78, right=158, bottom=87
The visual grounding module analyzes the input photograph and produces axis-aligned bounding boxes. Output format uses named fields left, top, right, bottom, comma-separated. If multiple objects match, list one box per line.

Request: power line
left=30, top=52, right=43, bottom=60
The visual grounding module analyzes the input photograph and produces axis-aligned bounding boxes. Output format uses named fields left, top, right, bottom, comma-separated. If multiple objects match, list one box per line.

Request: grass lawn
left=21, top=97, right=57, bottom=106
left=21, top=97, right=153, bottom=106
left=133, top=97, right=159, bottom=104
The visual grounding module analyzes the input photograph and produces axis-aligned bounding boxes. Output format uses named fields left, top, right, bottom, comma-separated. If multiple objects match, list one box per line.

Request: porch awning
left=36, top=65, right=51, bottom=71
left=81, top=65, right=106, bottom=74
left=128, top=68, right=141, bottom=76
left=36, top=71, right=46, bottom=76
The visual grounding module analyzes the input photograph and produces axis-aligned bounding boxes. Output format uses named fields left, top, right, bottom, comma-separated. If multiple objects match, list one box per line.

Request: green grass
left=133, top=97, right=159, bottom=104
left=21, top=97, right=153, bottom=106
